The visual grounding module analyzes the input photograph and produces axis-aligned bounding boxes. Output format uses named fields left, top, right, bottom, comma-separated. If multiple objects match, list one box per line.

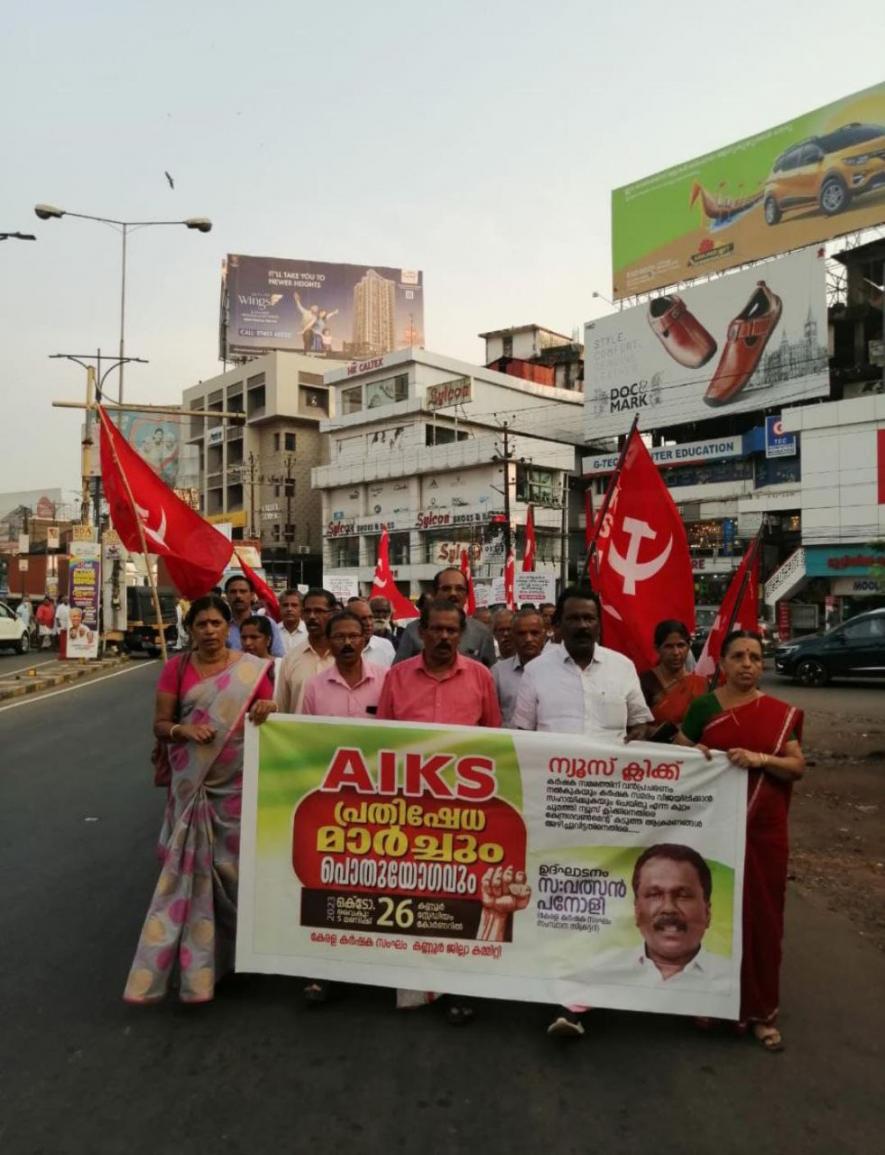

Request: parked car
left=0, top=599, right=31, bottom=653
left=763, top=121, right=885, bottom=225
left=774, top=607, right=885, bottom=686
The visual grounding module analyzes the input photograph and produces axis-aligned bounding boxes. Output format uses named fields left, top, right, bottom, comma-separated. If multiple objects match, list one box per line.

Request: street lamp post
left=34, top=204, right=211, bottom=403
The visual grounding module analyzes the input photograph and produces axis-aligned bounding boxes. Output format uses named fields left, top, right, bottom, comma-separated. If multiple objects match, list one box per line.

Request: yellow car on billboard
left=763, top=122, right=885, bottom=225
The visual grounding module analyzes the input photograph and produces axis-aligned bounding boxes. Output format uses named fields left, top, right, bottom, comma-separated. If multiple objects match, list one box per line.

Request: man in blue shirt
left=225, top=574, right=286, bottom=658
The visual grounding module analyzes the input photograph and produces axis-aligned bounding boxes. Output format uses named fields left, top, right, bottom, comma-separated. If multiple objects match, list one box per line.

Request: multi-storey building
left=350, top=269, right=397, bottom=357
left=182, top=351, right=331, bottom=586
left=311, top=348, right=584, bottom=596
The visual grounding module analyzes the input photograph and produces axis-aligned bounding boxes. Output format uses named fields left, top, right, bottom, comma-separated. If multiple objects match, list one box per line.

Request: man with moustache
left=347, top=598, right=396, bottom=668
left=491, top=608, right=515, bottom=660
left=276, top=588, right=336, bottom=713
left=377, top=596, right=501, bottom=1025
left=493, top=609, right=546, bottom=727
left=594, top=844, right=730, bottom=987
left=392, top=567, right=496, bottom=668
left=512, top=585, right=652, bottom=742
left=512, top=585, right=653, bottom=1039
left=279, top=589, right=307, bottom=654
left=225, top=575, right=286, bottom=658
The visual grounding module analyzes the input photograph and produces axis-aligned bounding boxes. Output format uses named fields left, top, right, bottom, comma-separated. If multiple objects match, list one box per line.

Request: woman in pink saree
left=678, top=630, right=805, bottom=1051
left=124, top=595, right=276, bottom=1005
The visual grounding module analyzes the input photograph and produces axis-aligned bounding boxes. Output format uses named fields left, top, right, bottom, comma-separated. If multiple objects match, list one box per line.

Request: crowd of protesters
left=127, top=567, right=804, bottom=1054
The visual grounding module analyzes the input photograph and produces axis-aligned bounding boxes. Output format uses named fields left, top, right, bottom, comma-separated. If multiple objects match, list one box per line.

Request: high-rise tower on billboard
left=352, top=269, right=396, bottom=356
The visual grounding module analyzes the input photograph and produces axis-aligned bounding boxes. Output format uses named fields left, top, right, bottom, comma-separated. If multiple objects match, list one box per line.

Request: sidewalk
left=0, top=653, right=131, bottom=701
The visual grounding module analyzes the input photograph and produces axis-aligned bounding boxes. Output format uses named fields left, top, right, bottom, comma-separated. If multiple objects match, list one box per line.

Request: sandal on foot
left=752, top=1023, right=784, bottom=1052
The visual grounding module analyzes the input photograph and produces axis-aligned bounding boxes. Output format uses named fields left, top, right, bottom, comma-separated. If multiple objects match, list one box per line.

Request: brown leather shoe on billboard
left=704, top=281, right=783, bottom=407
left=648, top=295, right=717, bottom=368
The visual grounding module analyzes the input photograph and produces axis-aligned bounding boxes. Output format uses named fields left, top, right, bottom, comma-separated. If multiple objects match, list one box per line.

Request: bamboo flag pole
left=96, top=404, right=169, bottom=663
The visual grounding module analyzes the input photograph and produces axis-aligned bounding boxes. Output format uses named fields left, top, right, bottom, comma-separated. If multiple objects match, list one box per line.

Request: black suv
left=774, top=608, right=885, bottom=686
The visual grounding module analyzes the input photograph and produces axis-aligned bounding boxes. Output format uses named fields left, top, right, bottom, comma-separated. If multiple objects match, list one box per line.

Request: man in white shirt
left=279, top=589, right=308, bottom=654
left=591, top=843, right=732, bottom=989
left=512, top=585, right=654, bottom=1040
left=512, top=585, right=653, bottom=742
left=348, top=598, right=395, bottom=668
left=493, top=609, right=546, bottom=727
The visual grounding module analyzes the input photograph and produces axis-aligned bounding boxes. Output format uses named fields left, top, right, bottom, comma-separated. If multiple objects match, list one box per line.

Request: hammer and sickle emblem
left=135, top=503, right=169, bottom=552
left=608, top=516, right=672, bottom=595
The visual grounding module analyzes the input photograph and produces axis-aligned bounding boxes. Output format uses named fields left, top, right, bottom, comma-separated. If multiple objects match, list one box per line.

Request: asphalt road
left=1, top=663, right=883, bottom=1155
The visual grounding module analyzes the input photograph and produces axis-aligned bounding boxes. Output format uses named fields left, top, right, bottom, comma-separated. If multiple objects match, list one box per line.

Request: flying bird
left=164, top=171, right=175, bottom=189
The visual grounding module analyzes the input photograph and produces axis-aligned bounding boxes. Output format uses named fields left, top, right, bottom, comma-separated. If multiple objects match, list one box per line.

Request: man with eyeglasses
left=392, top=567, right=496, bottom=668
left=276, top=587, right=337, bottom=713
left=377, top=596, right=501, bottom=1027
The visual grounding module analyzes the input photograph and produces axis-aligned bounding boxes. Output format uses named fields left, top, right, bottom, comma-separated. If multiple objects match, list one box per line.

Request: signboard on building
left=46, top=526, right=60, bottom=550
left=765, top=415, right=798, bottom=458
left=585, top=247, right=829, bottom=440
left=425, top=377, right=472, bottom=411
left=611, top=81, right=885, bottom=300
left=221, top=255, right=424, bottom=361
left=583, top=435, right=743, bottom=476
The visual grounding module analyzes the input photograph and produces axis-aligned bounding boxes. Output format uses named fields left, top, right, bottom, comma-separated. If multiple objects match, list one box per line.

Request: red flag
left=459, top=548, right=477, bottom=615
left=504, top=549, right=515, bottom=610
left=588, top=427, right=694, bottom=672
left=98, top=405, right=233, bottom=599
left=370, top=527, right=419, bottom=620
left=695, top=538, right=760, bottom=678
left=234, top=550, right=280, bottom=622
left=522, top=505, right=536, bottom=572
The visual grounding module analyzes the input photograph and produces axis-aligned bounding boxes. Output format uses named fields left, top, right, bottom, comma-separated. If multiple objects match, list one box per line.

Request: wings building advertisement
left=585, top=246, right=829, bottom=439
left=611, top=81, right=885, bottom=299
left=221, top=255, right=425, bottom=361
left=237, top=716, right=746, bottom=1019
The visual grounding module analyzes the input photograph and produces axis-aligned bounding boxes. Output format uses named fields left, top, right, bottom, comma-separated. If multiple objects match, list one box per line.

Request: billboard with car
left=585, top=246, right=829, bottom=439
left=611, top=81, right=885, bottom=300
left=221, top=255, right=424, bottom=361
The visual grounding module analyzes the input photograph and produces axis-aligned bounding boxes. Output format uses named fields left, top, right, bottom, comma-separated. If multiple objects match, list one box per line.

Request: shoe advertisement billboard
left=584, top=246, right=828, bottom=440
left=611, top=81, right=885, bottom=300
left=221, top=254, right=424, bottom=361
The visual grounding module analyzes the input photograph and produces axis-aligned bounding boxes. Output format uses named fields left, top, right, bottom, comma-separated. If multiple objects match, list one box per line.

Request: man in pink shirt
left=301, top=610, right=387, bottom=719
left=377, top=597, right=501, bottom=1025
left=376, top=599, right=501, bottom=728
left=299, top=608, right=387, bottom=1007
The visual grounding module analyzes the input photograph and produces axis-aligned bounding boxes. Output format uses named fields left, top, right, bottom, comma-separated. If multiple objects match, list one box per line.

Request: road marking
left=0, top=661, right=158, bottom=713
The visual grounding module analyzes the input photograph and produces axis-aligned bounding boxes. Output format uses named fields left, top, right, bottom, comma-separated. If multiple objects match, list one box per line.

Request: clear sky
left=2, top=0, right=883, bottom=497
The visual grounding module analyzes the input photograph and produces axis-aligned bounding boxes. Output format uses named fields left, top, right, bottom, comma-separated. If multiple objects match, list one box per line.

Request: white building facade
left=312, top=349, right=584, bottom=596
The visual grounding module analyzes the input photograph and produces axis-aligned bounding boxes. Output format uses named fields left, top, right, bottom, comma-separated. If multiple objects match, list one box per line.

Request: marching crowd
left=125, top=566, right=805, bottom=1054
left=10, top=594, right=72, bottom=650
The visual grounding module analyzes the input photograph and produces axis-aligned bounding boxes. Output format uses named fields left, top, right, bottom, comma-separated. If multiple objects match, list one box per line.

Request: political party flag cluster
left=98, top=404, right=234, bottom=599
left=587, top=426, right=695, bottom=672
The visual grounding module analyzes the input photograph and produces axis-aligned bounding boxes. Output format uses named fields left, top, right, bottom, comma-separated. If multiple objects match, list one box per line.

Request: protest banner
left=238, top=717, right=745, bottom=1018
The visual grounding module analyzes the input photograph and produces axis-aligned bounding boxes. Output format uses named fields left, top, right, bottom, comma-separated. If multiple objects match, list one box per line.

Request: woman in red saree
left=677, top=630, right=805, bottom=1051
left=124, top=595, right=277, bottom=1005
left=639, top=620, right=708, bottom=741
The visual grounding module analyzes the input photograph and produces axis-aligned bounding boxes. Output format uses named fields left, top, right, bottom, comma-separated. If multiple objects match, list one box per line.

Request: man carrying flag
left=587, top=424, right=695, bottom=673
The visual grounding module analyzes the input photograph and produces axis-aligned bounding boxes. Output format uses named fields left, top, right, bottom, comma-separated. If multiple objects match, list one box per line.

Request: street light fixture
left=34, top=202, right=213, bottom=402
left=0, top=231, right=37, bottom=241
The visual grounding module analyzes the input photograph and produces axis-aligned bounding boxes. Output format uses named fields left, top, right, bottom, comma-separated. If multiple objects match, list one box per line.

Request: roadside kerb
left=0, top=655, right=132, bottom=701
